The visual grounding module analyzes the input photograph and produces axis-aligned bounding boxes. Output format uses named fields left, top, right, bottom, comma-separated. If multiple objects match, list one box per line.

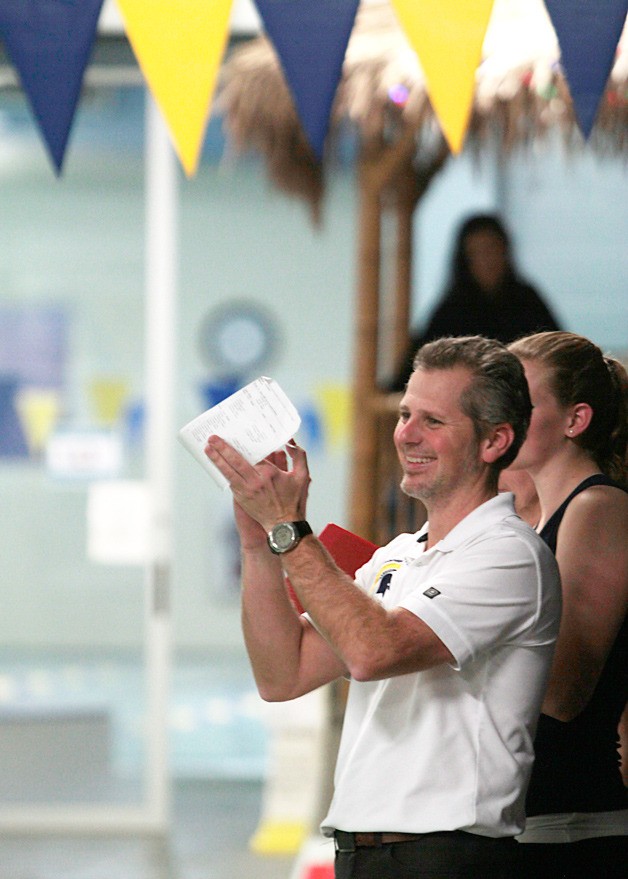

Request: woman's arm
left=543, top=486, right=628, bottom=721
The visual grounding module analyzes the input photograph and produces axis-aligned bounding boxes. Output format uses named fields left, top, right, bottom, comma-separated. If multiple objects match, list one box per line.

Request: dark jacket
left=387, top=277, right=560, bottom=392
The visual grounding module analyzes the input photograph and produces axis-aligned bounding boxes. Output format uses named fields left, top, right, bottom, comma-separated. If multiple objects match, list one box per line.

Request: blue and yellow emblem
left=370, top=560, right=403, bottom=598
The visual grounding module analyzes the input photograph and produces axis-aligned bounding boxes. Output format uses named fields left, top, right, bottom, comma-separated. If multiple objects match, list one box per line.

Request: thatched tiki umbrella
left=218, top=0, right=627, bottom=545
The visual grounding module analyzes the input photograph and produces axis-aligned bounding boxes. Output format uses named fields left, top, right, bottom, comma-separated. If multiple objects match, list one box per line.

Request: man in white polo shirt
left=205, top=335, right=561, bottom=879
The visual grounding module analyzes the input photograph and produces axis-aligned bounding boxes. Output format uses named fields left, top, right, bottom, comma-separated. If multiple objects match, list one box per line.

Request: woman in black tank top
left=505, top=331, right=628, bottom=879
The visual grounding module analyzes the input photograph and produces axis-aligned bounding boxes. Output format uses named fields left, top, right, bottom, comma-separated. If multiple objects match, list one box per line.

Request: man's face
left=394, top=367, right=485, bottom=507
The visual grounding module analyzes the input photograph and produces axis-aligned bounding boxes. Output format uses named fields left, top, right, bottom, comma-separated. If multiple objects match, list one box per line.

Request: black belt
left=334, top=830, right=465, bottom=851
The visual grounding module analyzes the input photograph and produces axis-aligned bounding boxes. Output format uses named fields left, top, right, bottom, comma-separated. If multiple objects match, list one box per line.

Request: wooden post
left=348, top=150, right=383, bottom=540
left=347, top=130, right=448, bottom=541
left=391, top=142, right=450, bottom=369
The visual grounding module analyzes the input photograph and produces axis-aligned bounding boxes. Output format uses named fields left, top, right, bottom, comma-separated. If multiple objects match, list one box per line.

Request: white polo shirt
left=321, top=493, right=561, bottom=839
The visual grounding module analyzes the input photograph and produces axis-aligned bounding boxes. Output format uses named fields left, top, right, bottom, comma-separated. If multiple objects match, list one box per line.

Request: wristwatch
left=267, top=521, right=313, bottom=554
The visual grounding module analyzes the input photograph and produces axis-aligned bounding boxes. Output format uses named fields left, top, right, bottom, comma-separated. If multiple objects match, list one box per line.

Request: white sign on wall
left=87, top=480, right=150, bottom=565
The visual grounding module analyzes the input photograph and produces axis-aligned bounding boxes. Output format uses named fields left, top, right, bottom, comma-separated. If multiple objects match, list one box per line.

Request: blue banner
left=254, top=0, right=360, bottom=159
left=0, top=0, right=104, bottom=172
left=544, top=0, right=628, bottom=138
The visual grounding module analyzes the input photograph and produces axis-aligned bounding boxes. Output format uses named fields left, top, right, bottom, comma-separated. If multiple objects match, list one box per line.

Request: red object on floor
left=303, top=866, right=334, bottom=879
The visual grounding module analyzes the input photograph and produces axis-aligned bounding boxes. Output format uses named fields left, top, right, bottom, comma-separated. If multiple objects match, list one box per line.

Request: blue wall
left=412, top=141, right=627, bottom=355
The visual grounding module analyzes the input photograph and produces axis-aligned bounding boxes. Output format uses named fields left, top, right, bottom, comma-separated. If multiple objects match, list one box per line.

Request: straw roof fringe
left=217, top=1, right=628, bottom=213
left=218, top=40, right=325, bottom=211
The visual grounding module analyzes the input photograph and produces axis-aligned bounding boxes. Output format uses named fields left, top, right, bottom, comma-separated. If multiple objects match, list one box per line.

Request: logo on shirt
left=423, top=587, right=441, bottom=599
left=370, top=560, right=403, bottom=597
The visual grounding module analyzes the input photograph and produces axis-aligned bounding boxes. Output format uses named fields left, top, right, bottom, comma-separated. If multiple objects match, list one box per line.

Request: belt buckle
left=334, top=830, right=356, bottom=853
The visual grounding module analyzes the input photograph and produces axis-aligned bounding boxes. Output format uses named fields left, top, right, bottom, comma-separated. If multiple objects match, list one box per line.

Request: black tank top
left=526, top=474, right=628, bottom=816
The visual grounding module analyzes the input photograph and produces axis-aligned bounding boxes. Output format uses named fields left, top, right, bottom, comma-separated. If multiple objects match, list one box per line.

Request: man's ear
left=481, top=423, right=515, bottom=464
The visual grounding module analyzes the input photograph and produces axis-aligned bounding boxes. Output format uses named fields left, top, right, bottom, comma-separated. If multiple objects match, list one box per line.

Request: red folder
left=286, top=523, right=379, bottom=613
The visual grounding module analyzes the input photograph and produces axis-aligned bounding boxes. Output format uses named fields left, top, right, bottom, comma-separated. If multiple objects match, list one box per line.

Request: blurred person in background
left=388, top=213, right=560, bottom=392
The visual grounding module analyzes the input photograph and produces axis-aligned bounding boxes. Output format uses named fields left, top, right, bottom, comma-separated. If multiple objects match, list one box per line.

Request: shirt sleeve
left=398, top=533, right=544, bottom=669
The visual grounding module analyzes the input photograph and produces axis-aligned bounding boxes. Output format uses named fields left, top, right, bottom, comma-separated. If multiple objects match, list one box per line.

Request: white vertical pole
left=143, top=90, right=177, bottom=830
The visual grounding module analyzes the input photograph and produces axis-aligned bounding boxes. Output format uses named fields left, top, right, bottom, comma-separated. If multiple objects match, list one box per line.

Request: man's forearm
left=240, top=545, right=308, bottom=699
left=282, top=536, right=453, bottom=680
left=279, top=536, right=388, bottom=678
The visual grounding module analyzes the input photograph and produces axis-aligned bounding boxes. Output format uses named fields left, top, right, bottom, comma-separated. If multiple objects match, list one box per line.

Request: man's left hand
left=204, top=436, right=311, bottom=530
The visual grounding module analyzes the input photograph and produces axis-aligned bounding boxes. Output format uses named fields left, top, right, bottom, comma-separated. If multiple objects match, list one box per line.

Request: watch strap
left=292, top=521, right=313, bottom=540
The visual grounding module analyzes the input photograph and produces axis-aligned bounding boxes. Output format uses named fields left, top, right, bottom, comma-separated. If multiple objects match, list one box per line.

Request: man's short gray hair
left=412, top=336, right=532, bottom=480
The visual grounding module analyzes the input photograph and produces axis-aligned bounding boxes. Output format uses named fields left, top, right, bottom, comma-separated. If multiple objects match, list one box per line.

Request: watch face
left=271, top=522, right=297, bottom=552
left=268, top=522, right=311, bottom=554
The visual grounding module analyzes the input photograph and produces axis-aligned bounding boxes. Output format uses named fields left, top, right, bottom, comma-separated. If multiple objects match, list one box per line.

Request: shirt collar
left=427, top=493, right=516, bottom=554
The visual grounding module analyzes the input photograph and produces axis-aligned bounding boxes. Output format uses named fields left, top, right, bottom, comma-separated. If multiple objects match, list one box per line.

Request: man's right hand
left=233, top=499, right=268, bottom=551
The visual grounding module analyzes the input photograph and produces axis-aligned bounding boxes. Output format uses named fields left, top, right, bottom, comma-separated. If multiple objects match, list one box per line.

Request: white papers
left=177, top=376, right=301, bottom=489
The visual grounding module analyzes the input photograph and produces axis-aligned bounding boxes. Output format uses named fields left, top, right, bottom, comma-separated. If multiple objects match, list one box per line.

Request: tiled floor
left=0, top=653, right=335, bottom=877
left=0, top=652, right=269, bottom=782
left=0, top=779, right=297, bottom=879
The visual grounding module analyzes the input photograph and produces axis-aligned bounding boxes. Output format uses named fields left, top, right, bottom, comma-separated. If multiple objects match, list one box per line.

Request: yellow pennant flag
left=390, top=0, right=495, bottom=154
left=116, top=0, right=235, bottom=175
left=15, top=388, right=60, bottom=455
left=89, top=377, right=129, bottom=426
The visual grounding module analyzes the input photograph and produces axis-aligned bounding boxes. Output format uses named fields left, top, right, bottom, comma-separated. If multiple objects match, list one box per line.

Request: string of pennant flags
left=0, top=0, right=626, bottom=176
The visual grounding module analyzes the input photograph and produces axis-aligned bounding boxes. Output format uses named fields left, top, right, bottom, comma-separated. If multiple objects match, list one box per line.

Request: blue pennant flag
left=0, top=0, right=105, bottom=173
left=545, top=0, right=628, bottom=138
left=254, top=0, right=360, bottom=160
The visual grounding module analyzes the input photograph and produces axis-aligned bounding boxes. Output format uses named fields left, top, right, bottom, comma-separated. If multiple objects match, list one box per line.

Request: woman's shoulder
left=562, top=481, right=628, bottom=533
left=555, top=484, right=628, bottom=598
left=570, top=480, right=628, bottom=505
